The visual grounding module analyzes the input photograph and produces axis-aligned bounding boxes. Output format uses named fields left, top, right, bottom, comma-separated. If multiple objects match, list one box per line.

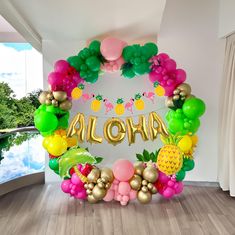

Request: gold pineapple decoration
left=157, top=135, right=183, bottom=175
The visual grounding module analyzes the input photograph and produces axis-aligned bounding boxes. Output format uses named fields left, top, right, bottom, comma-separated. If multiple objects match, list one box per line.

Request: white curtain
left=218, top=33, right=235, bottom=196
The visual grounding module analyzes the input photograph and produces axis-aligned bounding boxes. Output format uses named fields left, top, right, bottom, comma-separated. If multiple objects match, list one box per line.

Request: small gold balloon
left=173, top=89, right=180, bottom=95
left=137, top=191, right=152, bottom=204
left=165, top=97, right=174, bottom=108
left=141, top=186, right=148, bottom=193
left=177, top=83, right=191, bottom=95
left=53, top=91, right=67, bottom=102
left=87, top=168, right=100, bottom=183
left=84, top=184, right=88, bottom=189
left=52, top=99, right=59, bottom=107
left=105, top=182, right=111, bottom=189
left=92, top=185, right=107, bottom=200
left=147, top=183, right=153, bottom=190
left=47, top=92, right=53, bottom=100
left=143, top=167, right=158, bottom=183
left=59, top=100, right=72, bottom=111
left=86, top=189, right=92, bottom=195
left=101, top=168, right=114, bottom=182
left=130, top=175, right=142, bottom=190
left=151, top=187, right=157, bottom=194
left=173, top=95, right=180, bottom=100
left=97, top=182, right=105, bottom=189
left=87, top=194, right=98, bottom=203
left=88, top=183, right=94, bottom=189
left=134, top=162, right=145, bottom=175
left=38, top=91, right=49, bottom=104
left=142, top=179, right=148, bottom=186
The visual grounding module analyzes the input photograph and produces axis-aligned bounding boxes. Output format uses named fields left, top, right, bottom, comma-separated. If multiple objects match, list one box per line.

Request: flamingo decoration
left=82, top=93, right=95, bottom=102
left=125, top=98, right=134, bottom=114
left=103, top=98, right=114, bottom=114
left=143, top=92, right=155, bottom=103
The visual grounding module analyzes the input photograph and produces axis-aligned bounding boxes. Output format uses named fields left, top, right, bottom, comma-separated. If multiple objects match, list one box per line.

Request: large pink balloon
left=101, top=37, right=127, bottom=61
left=112, top=159, right=134, bottom=181
left=118, top=182, right=131, bottom=195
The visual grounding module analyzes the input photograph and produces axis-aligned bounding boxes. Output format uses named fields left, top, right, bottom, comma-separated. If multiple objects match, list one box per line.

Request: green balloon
left=67, top=56, right=82, bottom=71
left=176, top=169, right=186, bottom=181
left=89, top=40, right=101, bottom=54
left=168, top=118, right=185, bottom=134
left=84, top=71, right=99, bottom=83
left=134, top=62, right=150, bottom=75
left=122, top=46, right=134, bottom=62
left=183, top=98, right=206, bottom=119
left=49, top=158, right=59, bottom=171
left=122, top=67, right=135, bottom=79
left=34, top=111, right=58, bottom=133
left=183, top=159, right=195, bottom=171
left=143, top=42, right=158, bottom=58
left=189, top=118, right=200, bottom=133
left=165, top=110, right=175, bottom=121
left=85, top=56, right=100, bottom=71
left=58, top=112, right=69, bottom=129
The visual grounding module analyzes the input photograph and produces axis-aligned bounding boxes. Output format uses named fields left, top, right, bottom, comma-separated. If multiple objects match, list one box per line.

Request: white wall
left=43, top=0, right=225, bottom=182
left=219, top=0, right=235, bottom=37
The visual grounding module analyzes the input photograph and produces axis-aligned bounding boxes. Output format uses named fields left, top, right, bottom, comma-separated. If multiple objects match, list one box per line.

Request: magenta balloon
left=48, top=72, right=64, bottom=90
left=72, top=72, right=83, bottom=84
left=75, top=189, right=87, bottom=200
left=149, top=71, right=163, bottom=83
left=163, top=84, right=176, bottom=96
left=157, top=53, right=169, bottom=61
left=175, top=69, right=186, bottom=83
left=54, top=60, right=70, bottom=73
left=165, top=59, right=177, bottom=71
left=61, top=179, right=71, bottom=193
left=101, top=37, right=127, bottom=61
left=174, top=182, right=184, bottom=194
left=158, top=171, right=169, bottom=184
left=163, top=187, right=175, bottom=199
left=71, top=173, right=83, bottom=187
left=112, top=159, right=134, bottom=181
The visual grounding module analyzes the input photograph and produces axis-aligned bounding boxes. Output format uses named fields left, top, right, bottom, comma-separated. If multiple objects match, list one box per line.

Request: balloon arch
left=34, top=37, right=206, bottom=205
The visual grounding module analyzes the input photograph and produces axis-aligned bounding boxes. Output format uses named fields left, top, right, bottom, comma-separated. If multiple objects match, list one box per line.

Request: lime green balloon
left=168, top=118, right=185, bottom=134
left=34, top=111, right=58, bottom=133
left=85, top=56, right=100, bottom=71
left=176, top=169, right=186, bottom=181
left=183, top=159, right=195, bottom=171
left=67, top=56, right=82, bottom=71
left=58, top=112, right=69, bottom=129
left=89, top=40, right=101, bottom=54
left=49, top=158, right=59, bottom=171
left=189, top=118, right=200, bottom=133
left=183, top=98, right=206, bottom=119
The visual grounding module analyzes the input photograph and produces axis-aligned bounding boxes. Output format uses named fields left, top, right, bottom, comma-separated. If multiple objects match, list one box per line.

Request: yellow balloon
left=42, top=136, right=53, bottom=149
left=191, top=135, right=198, bottom=146
left=103, top=118, right=126, bottom=145
left=178, top=135, right=193, bottom=152
left=46, top=135, right=68, bottom=156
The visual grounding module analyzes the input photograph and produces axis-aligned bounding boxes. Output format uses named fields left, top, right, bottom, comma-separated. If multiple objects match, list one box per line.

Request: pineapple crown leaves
left=95, top=95, right=103, bottom=101
left=154, top=82, right=159, bottom=88
left=78, top=84, right=85, bottom=90
left=160, top=133, right=183, bottom=145
left=135, top=93, right=142, bottom=100
left=76, top=146, right=103, bottom=164
left=117, top=98, right=124, bottom=104
left=136, top=149, right=160, bottom=162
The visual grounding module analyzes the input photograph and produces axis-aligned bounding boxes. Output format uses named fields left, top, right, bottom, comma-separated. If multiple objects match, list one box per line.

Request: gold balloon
left=177, top=83, right=191, bottom=95
left=87, top=194, right=98, bottom=203
left=148, top=112, right=169, bottom=141
left=143, top=167, right=158, bottom=183
left=137, top=191, right=152, bottom=204
left=165, top=97, right=174, bottom=108
left=130, top=174, right=142, bottom=190
left=87, top=116, right=102, bottom=144
left=126, top=115, right=149, bottom=145
left=103, top=118, right=126, bottom=145
left=52, top=91, right=67, bottom=102
left=151, top=187, right=157, bottom=194
left=87, top=168, right=101, bottom=183
left=45, top=99, right=52, bottom=105
left=59, top=100, right=72, bottom=111
left=38, top=91, right=49, bottom=104
left=92, top=185, right=107, bottom=200
left=67, top=113, right=85, bottom=143
left=52, top=99, right=58, bottom=107
left=100, top=168, right=114, bottom=182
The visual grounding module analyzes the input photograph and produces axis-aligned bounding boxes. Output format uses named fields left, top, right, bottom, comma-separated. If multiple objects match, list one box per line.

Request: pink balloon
left=48, top=72, right=63, bottom=88
left=113, top=159, right=134, bottom=181
left=174, top=182, right=184, bottom=194
left=158, top=171, right=169, bottom=184
left=175, top=69, right=186, bottom=83
left=75, top=189, right=87, bottom=200
left=61, top=179, right=71, bottom=193
left=129, top=190, right=137, bottom=200
left=163, top=187, right=175, bottom=199
left=103, top=189, right=115, bottom=202
left=101, top=37, right=127, bottom=61
left=54, top=60, right=70, bottom=73
left=165, top=59, right=176, bottom=71
left=71, top=173, right=83, bottom=188
left=118, top=182, right=131, bottom=195
left=122, top=195, right=129, bottom=202
left=149, top=71, right=163, bottom=83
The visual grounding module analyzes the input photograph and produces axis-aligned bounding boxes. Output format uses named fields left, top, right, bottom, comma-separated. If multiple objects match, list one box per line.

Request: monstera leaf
left=59, top=147, right=96, bottom=178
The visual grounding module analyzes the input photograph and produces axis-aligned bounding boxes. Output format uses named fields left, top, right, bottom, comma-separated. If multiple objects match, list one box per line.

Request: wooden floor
left=0, top=184, right=235, bottom=235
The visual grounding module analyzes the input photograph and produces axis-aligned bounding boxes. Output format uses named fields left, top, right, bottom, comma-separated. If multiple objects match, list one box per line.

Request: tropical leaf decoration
left=59, top=147, right=97, bottom=178
left=136, top=149, right=160, bottom=162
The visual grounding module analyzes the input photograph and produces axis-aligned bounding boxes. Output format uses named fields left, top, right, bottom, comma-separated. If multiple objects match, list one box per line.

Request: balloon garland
left=34, top=37, right=206, bottom=205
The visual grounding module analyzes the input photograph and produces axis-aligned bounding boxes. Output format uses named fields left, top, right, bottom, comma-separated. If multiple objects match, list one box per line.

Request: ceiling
left=0, top=0, right=166, bottom=51
left=0, top=15, right=16, bottom=32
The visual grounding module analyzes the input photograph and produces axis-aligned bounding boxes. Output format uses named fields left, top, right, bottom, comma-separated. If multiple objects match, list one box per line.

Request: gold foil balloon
left=87, top=168, right=101, bottom=182
left=38, top=91, right=49, bottom=104
left=137, top=191, right=152, bottom=204
left=52, top=91, right=67, bottom=102
left=67, top=113, right=85, bottom=143
left=126, top=115, right=149, bottom=145
left=59, top=100, right=72, bottom=111
left=100, top=168, right=114, bottom=182
left=92, top=185, right=106, bottom=200
left=87, top=116, right=102, bottom=144
left=103, top=118, right=126, bottom=145
left=148, top=112, right=169, bottom=141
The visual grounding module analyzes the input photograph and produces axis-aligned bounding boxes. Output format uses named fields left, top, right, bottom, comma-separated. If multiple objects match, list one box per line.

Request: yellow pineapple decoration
left=91, top=95, right=103, bottom=112
left=71, top=84, right=85, bottom=99
left=134, top=93, right=145, bottom=110
left=154, top=82, right=165, bottom=96
left=115, top=98, right=125, bottom=115
left=157, top=134, right=183, bottom=175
